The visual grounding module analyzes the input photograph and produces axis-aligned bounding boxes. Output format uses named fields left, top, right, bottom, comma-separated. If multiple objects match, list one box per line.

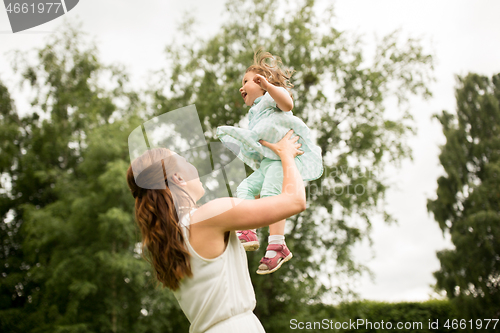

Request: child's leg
left=236, top=168, right=265, bottom=201
left=269, top=219, right=286, bottom=235
left=236, top=169, right=265, bottom=251
left=256, top=158, right=303, bottom=274
left=260, top=160, right=287, bottom=257
left=257, top=160, right=292, bottom=273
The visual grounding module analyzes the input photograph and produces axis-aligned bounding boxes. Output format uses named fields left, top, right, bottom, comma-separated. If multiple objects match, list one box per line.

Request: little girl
left=217, top=50, right=323, bottom=274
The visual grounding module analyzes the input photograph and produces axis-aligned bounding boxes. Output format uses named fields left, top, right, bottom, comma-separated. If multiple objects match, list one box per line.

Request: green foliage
left=1, top=0, right=435, bottom=331
left=0, top=69, right=41, bottom=333
left=428, top=73, right=500, bottom=322
left=151, top=0, right=433, bottom=325
left=0, top=26, right=188, bottom=332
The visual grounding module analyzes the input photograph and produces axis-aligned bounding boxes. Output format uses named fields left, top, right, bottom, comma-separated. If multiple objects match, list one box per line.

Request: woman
left=126, top=130, right=305, bottom=333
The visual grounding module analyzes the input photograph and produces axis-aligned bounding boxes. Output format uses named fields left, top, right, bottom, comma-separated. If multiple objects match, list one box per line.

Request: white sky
left=1, top=0, right=500, bottom=303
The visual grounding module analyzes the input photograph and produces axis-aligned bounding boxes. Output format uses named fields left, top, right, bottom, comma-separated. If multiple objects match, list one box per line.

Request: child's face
left=240, top=71, right=265, bottom=106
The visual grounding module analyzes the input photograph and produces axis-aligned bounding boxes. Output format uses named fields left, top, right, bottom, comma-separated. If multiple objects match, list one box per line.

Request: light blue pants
left=236, top=157, right=303, bottom=200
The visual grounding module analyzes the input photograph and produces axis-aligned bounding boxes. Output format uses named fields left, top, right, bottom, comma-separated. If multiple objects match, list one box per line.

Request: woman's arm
left=253, top=74, right=293, bottom=112
left=194, top=130, right=305, bottom=231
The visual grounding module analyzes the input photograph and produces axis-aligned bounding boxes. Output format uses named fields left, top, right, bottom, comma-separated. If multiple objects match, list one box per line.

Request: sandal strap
left=260, top=256, right=273, bottom=264
left=259, top=244, right=287, bottom=265
left=265, top=243, right=285, bottom=252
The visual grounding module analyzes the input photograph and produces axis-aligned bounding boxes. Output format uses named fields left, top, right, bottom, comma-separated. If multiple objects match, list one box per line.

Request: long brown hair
left=126, top=148, right=194, bottom=290
left=246, top=49, right=295, bottom=98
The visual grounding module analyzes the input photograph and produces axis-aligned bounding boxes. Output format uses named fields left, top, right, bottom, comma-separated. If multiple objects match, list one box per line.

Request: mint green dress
left=216, top=90, right=323, bottom=182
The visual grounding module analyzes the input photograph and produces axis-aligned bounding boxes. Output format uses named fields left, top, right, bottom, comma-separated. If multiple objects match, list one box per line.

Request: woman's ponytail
left=126, top=148, right=193, bottom=290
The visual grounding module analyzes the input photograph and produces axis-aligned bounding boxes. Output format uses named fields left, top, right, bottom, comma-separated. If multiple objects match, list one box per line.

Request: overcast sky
left=1, top=0, right=500, bottom=303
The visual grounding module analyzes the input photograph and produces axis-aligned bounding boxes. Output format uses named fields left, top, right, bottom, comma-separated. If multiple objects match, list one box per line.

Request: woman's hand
left=259, top=130, right=304, bottom=159
left=253, top=73, right=271, bottom=91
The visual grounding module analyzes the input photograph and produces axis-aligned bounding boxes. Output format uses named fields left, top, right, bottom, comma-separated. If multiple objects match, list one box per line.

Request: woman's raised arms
left=192, top=130, right=306, bottom=231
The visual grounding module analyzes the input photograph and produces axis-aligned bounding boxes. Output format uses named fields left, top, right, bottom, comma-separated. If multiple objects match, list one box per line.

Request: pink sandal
left=237, top=230, right=259, bottom=251
left=256, top=243, right=293, bottom=275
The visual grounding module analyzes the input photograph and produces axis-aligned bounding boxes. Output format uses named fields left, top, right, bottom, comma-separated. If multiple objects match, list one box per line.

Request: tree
left=0, top=0, right=435, bottom=330
left=151, top=0, right=433, bottom=328
left=0, top=26, right=189, bottom=332
left=0, top=75, right=41, bottom=332
left=428, top=73, right=500, bottom=321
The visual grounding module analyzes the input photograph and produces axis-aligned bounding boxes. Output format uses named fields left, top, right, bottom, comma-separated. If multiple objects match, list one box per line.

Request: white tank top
left=173, top=211, right=264, bottom=333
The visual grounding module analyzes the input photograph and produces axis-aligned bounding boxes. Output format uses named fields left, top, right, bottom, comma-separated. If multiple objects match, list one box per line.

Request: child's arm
left=253, top=74, right=293, bottom=112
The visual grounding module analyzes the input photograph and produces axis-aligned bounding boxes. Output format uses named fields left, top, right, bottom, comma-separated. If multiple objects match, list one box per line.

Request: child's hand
left=253, top=74, right=270, bottom=91
left=259, top=130, right=303, bottom=159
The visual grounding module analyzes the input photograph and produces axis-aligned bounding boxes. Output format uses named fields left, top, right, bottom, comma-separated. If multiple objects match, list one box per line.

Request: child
left=216, top=50, right=323, bottom=274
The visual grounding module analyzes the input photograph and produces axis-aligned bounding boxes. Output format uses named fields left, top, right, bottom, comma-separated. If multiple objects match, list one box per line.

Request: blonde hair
left=246, top=49, right=295, bottom=98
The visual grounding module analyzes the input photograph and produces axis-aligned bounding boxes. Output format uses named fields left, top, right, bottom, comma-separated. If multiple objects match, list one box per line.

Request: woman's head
left=126, top=148, right=203, bottom=290
left=128, top=148, right=204, bottom=204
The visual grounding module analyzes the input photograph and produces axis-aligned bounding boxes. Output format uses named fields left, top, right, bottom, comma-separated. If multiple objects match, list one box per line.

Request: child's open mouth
left=242, top=92, right=247, bottom=100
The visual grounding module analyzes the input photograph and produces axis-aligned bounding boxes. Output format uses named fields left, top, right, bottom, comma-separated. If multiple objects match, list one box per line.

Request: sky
left=1, top=0, right=500, bottom=303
